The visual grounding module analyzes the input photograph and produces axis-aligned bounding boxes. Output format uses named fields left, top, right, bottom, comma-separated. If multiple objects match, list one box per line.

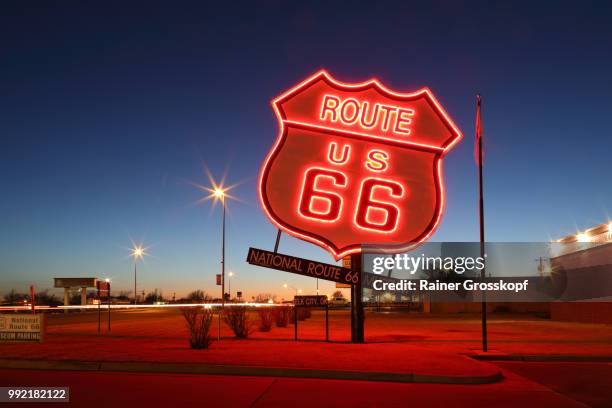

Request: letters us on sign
left=247, top=247, right=359, bottom=285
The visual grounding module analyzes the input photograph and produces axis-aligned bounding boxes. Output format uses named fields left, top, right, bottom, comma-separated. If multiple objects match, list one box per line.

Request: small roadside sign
left=0, top=314, right=44, bottom=343
left=294, top=295, right=328, bottom=307
left=96, top=280, right=110, bottom=298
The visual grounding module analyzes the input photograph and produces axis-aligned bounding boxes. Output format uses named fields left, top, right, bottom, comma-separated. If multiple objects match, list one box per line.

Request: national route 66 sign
left=259, top=70, right=462, bottom=259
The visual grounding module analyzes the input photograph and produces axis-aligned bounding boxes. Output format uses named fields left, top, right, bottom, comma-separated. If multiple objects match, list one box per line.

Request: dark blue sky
left=1, top=1, right=611, bottom=297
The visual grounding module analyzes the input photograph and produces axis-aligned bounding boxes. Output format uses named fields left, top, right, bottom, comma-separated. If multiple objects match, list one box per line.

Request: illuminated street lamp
left=196, top=171, right=238, bottom=339
left=283, top=283, right=301, bottom=296
left=201, top=183, right=227, bottom=306
left=216, top=188, right=226, bottom=306
left=131, top=244, right=146, bottom=304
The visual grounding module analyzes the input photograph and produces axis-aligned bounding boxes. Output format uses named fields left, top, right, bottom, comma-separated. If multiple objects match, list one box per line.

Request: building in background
left=550, top=222, right=612, bottom=323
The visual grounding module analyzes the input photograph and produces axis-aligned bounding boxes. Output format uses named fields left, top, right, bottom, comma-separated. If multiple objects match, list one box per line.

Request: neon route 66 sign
left=259, top=71, right=462, bottom=260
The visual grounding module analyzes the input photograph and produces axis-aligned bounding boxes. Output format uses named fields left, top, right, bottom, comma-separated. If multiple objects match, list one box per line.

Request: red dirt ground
left=1, top=309, right=610, bottom=376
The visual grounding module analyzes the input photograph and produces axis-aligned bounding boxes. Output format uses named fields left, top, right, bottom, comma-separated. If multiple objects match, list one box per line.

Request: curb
left=0, top=359, right=503, bottom=385
left=469, top=354, right=612, bottom=363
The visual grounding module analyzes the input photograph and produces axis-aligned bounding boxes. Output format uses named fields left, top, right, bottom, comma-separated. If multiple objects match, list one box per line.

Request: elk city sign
left=259, top=70, right=462, bottom=259
left=294, top=295, right=328, bottom=307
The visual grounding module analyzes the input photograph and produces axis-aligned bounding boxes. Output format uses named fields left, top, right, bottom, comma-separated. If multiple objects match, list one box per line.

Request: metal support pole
left=134, top=263, right=137, bottom=305
left=476, top=94, right=488, bottom=352
left=273, top=229, right=282, bottom=253
left=294, top=306, right=298, bottom=341
left=217, top=307, right=221, bottom=341
left=30, top=285, right=35, bottom=314
left=107, top=283, right=111, bottom=333
left=350, top=253, right=364, bottom=343
left=325, top=304, right=329, bottom=342
left=97, top=288, right=101, bottom=335
left=218, top=198, right=226, bottom=341
left=222, top=199, right=227, bottom=327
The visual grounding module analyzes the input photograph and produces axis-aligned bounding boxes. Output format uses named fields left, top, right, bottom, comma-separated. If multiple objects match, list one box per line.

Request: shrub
left=181, top=307, right=214, bottom=349
left=186, top=289, right=211, bottom=302
left=493, top=305, right=511, bottom=314
left=298, top=307, right=309, bottom=321
left=274, top=306, right=291, bottom=327
left=258, top=308, right=274, bottom=332
left=223, top=306, right=252, bottom=338
left=289, top=307, right=309, bottom=323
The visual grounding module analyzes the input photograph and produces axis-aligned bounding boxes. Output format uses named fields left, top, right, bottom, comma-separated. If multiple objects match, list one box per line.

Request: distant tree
left=144, top=289, right=164, bottom=303
left=116, top=291, right=131, bottom=301
left=187, top=289, right=211, bottom=302
left=4, top=290, right=27, bottom=305
left=35, top=290, right=61, bottom=307
left=332, top=290, right=344, bottom=299
left=255, top=293, right=276, bottom=303
left=69, top=291, right=82, bottom=305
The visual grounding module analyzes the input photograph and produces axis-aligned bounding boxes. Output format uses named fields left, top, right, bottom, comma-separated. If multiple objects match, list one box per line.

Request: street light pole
left=134, top=262, right=137, bottom=305
left=204, top=183, right=230, bottom=340
left=215, top=189, right=226, bottom=340
left=131, top=245, right=144, bottom=305
left=221, top=195, right=225, bottom=308
left=228, top=272, right=233, bottom=301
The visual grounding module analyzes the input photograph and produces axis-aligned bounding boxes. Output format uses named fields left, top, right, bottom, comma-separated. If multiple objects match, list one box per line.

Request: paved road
left=0, top=367, right=591, bottom=408
left=494, top=361, right=612, bottom=408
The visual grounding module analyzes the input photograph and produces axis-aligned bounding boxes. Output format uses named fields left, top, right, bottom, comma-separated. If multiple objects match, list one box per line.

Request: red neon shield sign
left=259, top=71, right=462, bottom=259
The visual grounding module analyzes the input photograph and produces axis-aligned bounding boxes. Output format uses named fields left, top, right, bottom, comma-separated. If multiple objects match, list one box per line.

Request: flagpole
left=476, top=94, right=488, bottom=352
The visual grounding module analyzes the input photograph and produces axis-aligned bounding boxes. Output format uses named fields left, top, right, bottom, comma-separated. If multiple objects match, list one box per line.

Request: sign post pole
left=476, top=94, right=488, bottom=352
left=30, top=285, right=35, bottom=315
left=294, top=306, right=298, bottom=341
left=293, top=295, right=328, bottom=341
left=97, top=288, right=101, bottom=335
left=107, top=282, right=111, bottom=333
left=325, top=304, right=329, bottom=342
left=350, top=253, right=364, bottom=343
left=273, top=229, right=282, bottom=253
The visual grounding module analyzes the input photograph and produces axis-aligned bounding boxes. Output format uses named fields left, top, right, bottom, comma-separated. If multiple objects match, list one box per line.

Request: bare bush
left=254, top=293, right=276, bottom=303
left=187, top=289, right=211, bottom=302
left=274, top=306, right=291, bottom=327
left=181, top=307, right=214, bottom=349
left=297, top=307, right=309, bottom=321
left=258, top=308, right=274, bottom=332
left=223, top=306, right=252, bottom=338
left=289, top=307, right=309, bottom=323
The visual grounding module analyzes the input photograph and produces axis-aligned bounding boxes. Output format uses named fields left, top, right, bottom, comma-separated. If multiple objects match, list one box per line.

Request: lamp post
left=199, top=175, right=234, bottom=340
left=214, top=188, right=226, bottom=307
left=228, top=271, right=234, bottom=301
left=131, top=245, right=145, bottom=304
left=213, top=187, right=226, bottom=340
